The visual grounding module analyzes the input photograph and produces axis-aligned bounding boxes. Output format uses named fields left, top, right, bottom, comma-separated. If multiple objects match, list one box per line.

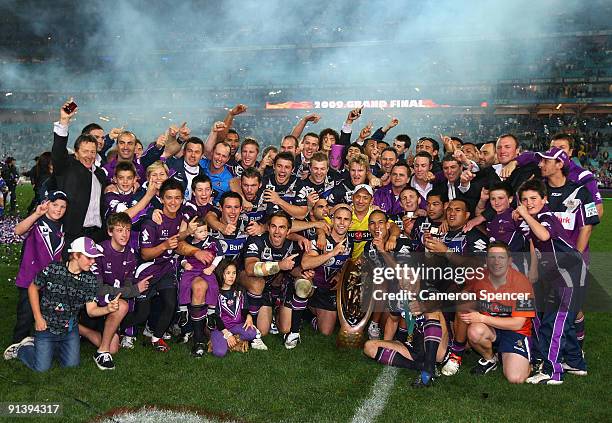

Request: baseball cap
left=353, top=184, right=374, bottom=197
left=47, top=190, right=69, bottom=203
left=67, top=237, right=104, bottom=258
left=536, top=147, right=570, bottom=170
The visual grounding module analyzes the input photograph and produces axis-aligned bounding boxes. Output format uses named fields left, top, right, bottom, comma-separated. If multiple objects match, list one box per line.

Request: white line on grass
left=350, top=367, right=398, bottom=423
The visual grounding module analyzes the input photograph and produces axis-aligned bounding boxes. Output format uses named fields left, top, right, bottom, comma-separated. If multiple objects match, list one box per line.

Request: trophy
left=336, top=259, right=374, bottom=348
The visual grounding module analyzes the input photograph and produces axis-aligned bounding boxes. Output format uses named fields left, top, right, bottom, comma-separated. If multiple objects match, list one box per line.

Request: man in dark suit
left=51, top=99, right=108, bottom=246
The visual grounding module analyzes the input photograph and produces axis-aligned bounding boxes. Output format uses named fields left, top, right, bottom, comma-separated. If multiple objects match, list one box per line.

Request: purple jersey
left=137, top=213, right=181, bottom=279
left=516, top=151, right=602, bottom=205
left=545, top=181, right=599, bottom=264
left=92, top=240, right=138, bottom=288
left=182, top=199, right=214, bottom=222
left=217, top=289, right=248, bottom=328
left=373, top=183, right=404, bottom=215
left=486, top=208, right=527, bottom=252
left=522, top=207, right=584, bottom=287
left=15, top=216, right=64, bottom=289
left=309, top=234, right=354, bottom=290
left=103, top=191, right=139, bottom=219
left=182, top=235, right=222, bottom=272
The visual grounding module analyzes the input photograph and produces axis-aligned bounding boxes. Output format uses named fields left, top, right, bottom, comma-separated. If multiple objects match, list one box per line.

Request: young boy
left=127, top=179, right=184, bottom=352
left=79, top=212, right=149, bottom=369
left=179, top=217, right=223, bottom=357
left=516, top=179, right=587, bottom=385
left=12, top=191, right=68, bottom=344
left=4, top=237, right=122, bottom=372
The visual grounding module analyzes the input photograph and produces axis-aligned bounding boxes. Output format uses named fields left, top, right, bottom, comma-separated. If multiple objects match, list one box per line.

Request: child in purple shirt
left=11, top=191, right=67, bottom=344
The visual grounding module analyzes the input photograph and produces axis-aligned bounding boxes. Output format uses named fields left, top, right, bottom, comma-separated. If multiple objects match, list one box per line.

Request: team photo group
left=3, top=96, right=602, bottom=390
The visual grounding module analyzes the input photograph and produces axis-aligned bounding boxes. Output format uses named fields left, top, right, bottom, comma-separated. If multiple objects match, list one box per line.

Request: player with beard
left=241, top=212, right=304, bottom=346
left=301, top=205, right=354, bottom=335
left=229, top=138, right=260, bottom=177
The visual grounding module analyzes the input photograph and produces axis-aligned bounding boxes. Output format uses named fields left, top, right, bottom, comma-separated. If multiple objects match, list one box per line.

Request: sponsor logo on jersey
left=585, top=202, right=598, bottom=218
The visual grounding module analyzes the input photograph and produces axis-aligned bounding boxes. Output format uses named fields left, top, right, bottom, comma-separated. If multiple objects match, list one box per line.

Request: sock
left=374, top=347, right=419, bottom=370
left=290, top=293, right=308, bottom=333
left=188, top=303, right=207, bottom=343
left=450, top=339, right=466, bottom=358
left=247, top=291, right=263, bottom=319
left=575, top=314, right=585, bottom=349
left=206, top=307, right=216, bottom=331
left=311, top=317, right=318, bottom=331
left=395, top=326, right=409, bottom=343
left=423, top=318, right=442, bottom=376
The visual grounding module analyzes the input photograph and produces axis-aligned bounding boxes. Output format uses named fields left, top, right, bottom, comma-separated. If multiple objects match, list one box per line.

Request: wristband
left=211, top=256, right=223, bottom=267
left=253, top=261, right=280, bottom=277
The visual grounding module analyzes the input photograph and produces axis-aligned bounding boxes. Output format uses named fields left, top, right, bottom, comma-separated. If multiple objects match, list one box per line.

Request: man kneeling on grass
left=458, top=241, right=535, bottom=384
left=4, top=237, right=123, bottom=372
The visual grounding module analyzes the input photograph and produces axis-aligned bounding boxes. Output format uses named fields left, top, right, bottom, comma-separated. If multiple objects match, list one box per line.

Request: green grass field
left=1, top=186, right=611, bottom=423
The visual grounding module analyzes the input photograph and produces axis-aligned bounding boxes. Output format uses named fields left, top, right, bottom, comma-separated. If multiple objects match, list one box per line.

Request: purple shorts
left=178, top=270, right=219, bottom=306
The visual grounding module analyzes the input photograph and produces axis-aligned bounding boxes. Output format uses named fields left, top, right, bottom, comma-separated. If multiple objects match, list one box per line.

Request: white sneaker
left=120, top=336, right=136, bottom=350
left=269, top=320, right=279, bottom=335
left=3, top=337, right=34, bottom=360
left=561, top=362, right=588, bottom=376
left=441, top=353, right=462, bottom=376
left=526, top=371, right=563, bottom=385
left=251, top=338, right=268, bottom=351
left=284, top=332, right=301, bottom=349
left=142, top=325, right=171, bottom=340
left=142, top=325, right=154, bottom=338
left=367, top=322, right=381, bottom=340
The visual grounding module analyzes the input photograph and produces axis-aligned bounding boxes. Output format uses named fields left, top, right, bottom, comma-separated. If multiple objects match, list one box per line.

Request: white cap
left=353, top=184, right=374, bottom=197
left=67, top=237, right=104, bottom=258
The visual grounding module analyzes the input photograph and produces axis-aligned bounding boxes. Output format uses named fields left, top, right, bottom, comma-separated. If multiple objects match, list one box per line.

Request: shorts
left=493, top=329, right=531, bottom=361
left=403, top=331, right=425, bottom=363
left=308, top=287, right=337, bottom=312
left=137, top=271, right=177, bottom=301
left=178, top=270, right=218, bottom=306
left=78, top=309, right=105, bottom=333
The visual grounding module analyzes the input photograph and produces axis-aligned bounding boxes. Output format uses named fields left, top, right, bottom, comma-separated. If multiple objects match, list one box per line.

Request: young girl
left=179, top=217, right=223, bottom=357
left=210, top=258, right=266, bottom=357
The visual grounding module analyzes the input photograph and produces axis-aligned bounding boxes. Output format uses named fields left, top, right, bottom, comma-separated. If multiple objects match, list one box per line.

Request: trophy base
left=336, top=329, right=366, bottom=349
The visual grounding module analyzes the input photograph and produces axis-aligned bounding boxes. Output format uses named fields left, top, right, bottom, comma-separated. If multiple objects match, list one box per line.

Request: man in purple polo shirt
left=373, top=163, right=410, bottom=215
left=11, top=191, right=67, bottom=344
